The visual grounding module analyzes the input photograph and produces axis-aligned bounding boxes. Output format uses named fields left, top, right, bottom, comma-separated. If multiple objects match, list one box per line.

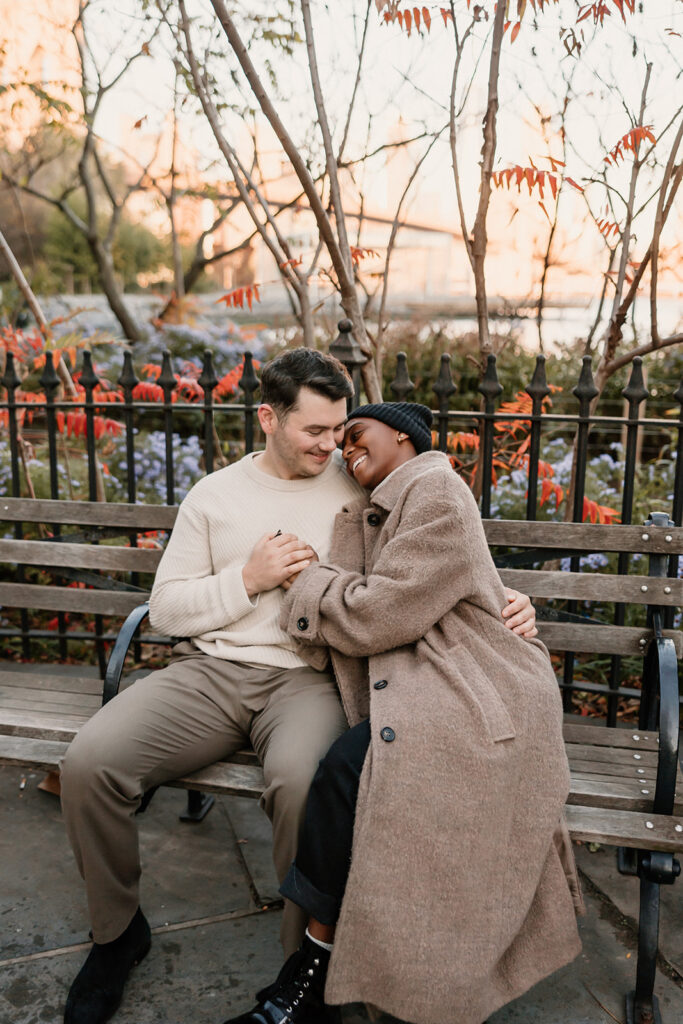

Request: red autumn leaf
left=413, top=7, right=420, bottom=32
left=565, top=177, right=584, bottom=193
left=279, top=256, right=303, bottom=270
left=440, top=7, right=453, bottom=26
left=511, top=21, right=522, bottom=43
left=422, top=6, right=431, bottom=31
left=539, top=201, right=552, bottom=224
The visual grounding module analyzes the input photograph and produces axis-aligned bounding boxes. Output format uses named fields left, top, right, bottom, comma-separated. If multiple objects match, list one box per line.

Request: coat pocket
left=470, top=677, right=517, bottom=743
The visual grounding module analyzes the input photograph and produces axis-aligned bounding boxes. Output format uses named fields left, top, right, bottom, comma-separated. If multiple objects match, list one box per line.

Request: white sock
left=305, top=927, right=333, bottom=952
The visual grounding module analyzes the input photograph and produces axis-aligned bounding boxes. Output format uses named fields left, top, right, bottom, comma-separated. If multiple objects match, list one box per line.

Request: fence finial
left=199, top=350, right=218, bottom=394
left=525, top=354, right=551, bottom=405
left=39, top=352, right=60, bottom=394
left=479, top=354, right=502, bottom=405
left=622, top=357, right=649, bottom=407
left=80, top=350, right=100, bottom=392
left=390, top=352, right=415, bottom=401
left=239, top=351, right=260, bottom=399
left=433, top=353, right=457, bottom=402
left=118, top=349, right=139, bottom=395
left=1, top=349, right=20, bottom=391
left=159, top=350, right=176, bottom=399
left=572, top=355, right=598, bottom=413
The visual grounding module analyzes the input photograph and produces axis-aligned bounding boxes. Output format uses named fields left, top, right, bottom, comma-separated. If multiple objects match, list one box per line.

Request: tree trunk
left=89, top=236, right=143, bottom=342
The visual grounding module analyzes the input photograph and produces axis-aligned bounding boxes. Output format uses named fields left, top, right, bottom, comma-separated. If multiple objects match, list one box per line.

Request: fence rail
left=2, top=332, right=682, bottom=725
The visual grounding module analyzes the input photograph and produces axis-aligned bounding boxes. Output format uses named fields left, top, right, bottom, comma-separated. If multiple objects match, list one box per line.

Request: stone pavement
left=1, top=760, right=682, bottom=1024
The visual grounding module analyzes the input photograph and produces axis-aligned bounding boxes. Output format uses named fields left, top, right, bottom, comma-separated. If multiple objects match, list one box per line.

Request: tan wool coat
left=281, top=452, right=583, bottom=1024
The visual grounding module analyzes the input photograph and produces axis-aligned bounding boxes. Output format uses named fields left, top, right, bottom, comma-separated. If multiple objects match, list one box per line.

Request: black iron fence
left=1, top=325, right=682, bottom=724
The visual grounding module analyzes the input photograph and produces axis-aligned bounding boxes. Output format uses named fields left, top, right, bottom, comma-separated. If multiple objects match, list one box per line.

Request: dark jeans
left=279, top=718, right=371, bottom=926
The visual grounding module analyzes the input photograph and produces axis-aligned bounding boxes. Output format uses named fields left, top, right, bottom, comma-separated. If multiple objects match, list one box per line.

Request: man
left=59, top=348, right=536, bottom=1024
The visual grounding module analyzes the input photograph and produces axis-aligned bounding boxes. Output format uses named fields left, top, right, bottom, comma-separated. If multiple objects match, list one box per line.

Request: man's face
left=263, top=387, right=348, bottom=480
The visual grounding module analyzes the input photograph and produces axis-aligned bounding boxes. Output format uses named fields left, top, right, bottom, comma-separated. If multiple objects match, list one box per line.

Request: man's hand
left=501, top=587, right=538, bottom=638
left=282, top=549, right=319, bottom=591
left=242, top=533, right=316, bottom=598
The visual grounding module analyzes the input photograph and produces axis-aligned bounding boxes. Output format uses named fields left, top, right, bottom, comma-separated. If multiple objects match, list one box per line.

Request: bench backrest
left=1, top=498, right=682, bottom=655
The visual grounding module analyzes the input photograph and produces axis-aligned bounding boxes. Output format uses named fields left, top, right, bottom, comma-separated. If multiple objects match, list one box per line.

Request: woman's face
left=342, top=417, right=414, bottom=489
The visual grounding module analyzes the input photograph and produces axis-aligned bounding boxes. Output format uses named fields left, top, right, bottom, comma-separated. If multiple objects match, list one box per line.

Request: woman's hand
left=502, top=587, right=538, bottom=638
left=282, top=549, right=319, bottom=591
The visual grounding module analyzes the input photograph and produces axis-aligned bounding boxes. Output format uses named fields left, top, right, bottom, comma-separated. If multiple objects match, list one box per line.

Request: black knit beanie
left=347, top=402, right=433, bottom=454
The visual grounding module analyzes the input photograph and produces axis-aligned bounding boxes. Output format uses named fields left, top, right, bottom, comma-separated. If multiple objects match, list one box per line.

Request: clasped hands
left=242, top=533, right=538, bottom=637
left=242, top=532, right=319, bottom=598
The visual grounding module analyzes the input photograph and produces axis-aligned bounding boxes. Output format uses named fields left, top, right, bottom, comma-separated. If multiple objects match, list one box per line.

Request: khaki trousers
left=60, top=643, right=348, bottom=955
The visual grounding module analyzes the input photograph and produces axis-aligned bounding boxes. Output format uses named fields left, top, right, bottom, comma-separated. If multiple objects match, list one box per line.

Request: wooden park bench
left=1, top=496, right=681, bottom=1024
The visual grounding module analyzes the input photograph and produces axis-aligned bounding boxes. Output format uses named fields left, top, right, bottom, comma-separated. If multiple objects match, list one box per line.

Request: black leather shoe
left=64, top=907, right=151, bottom=1024
left=222, top=935, right=340, bottom=1024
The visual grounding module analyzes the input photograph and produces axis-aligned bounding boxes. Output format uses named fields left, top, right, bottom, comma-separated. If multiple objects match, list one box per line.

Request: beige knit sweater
left=149, top=450, right=362, bottom=668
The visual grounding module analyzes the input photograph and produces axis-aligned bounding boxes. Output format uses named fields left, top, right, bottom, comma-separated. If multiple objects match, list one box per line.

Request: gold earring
left=397, top=433, right=407, bottom=443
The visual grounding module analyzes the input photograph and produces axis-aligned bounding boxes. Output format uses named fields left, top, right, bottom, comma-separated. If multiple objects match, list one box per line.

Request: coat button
left=373, top=679, right=388, bottom=690
left=296, top=617, right=309, bottom=631
left=367, top=513, right=380, bottom=526
left=380, top=726, right=395, bottom=742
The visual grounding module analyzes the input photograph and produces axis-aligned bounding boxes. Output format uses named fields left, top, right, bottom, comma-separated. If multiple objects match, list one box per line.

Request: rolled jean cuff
left=279, top=861, right=341, bottom=926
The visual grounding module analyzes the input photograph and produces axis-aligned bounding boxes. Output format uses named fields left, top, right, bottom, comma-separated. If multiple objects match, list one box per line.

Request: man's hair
left=259, top=348, right=353, bottom=417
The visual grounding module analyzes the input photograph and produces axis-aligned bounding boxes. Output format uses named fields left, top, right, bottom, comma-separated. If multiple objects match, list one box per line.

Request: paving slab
left=1, top=753, right=682, bottom=1024
left=0, top=766, right=257, bottom=960
left=574, top=842, right=683, bottom=976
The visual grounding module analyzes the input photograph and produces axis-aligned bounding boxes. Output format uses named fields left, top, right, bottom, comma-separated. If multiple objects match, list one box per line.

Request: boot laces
left=277, top=954, right=323, bottom=1019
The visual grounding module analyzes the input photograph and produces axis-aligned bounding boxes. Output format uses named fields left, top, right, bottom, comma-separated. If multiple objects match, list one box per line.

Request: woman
left=224, top=402, right=583, bottom=1024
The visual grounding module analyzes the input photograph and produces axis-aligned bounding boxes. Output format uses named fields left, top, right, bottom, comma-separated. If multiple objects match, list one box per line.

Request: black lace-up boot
left=222, top=935, right=340, bottom=1024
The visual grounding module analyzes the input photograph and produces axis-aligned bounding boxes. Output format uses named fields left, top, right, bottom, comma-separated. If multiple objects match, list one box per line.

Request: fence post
left=1, top=351, right=29, bottom=657
left=524, top=355, right=551, bottom=521
left=158, top=351, right=177, bottom=505
left=199, top=350, right=219, bottom=474
left=118, top=349, right=139, bottom=504
left=80, top=351, right=100, bottom=503
left=239, top=352, right=260, bottom=454
left=433, top=354, right=456, bottom=453
left=329, top=319, right=366, bottom=409
left=40, top=353, right=67, bottom=659
left=664, top=379, right=683, bottom=630
left=479, top=355, right=502, bottom=518
left=562, top=356, right=600, bottom=712
left=607, top=358, right=649, bottom=726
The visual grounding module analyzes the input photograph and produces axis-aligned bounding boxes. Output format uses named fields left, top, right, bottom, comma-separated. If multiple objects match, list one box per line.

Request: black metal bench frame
left=1, top=497, right=681, bottom=1024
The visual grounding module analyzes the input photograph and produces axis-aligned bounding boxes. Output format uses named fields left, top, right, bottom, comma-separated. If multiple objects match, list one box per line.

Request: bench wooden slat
left=0, top=735, right=266, bottom=799
left=0, top=671, right=103, bottom=696
left=499, top=568, right=682, bottom=606
left=483, top=519, right=683, bottom=554
left=0, top=691, right=102, bottom=715
left=1, top=498, right=178, bottom=530
left=166, top=761, right=265, bottom=799
left=568, top=777, right=683, bottom=814
left=562, top=722, right=660, bottom=750
left=564, top=805, right=683, bottom=852
left=0, top=711, right=92, bottom=741
left=536, top=622, right=683, bottom=657
left=0, top=539, right=163, bottom=573
left=0, top=583, right=149, bottom=616
left=567, top=743, right=658, bottom=767
left=567, top=758, right=658, bottom=780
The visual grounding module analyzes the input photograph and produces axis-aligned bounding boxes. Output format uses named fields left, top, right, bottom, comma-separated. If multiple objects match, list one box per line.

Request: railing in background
left=2, top=321, right=682, bottom=725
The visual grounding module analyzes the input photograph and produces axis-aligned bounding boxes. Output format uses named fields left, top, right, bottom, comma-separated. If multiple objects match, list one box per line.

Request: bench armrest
left=102, top=602, right=150, bottom=706
left=645, top=636, right=681, bottom=817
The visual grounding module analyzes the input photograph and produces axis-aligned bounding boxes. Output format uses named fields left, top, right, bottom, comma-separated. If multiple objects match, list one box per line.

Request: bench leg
left=179, top=789, right=215, bottom=823
left=626, top=873, right=663, bottom=1024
